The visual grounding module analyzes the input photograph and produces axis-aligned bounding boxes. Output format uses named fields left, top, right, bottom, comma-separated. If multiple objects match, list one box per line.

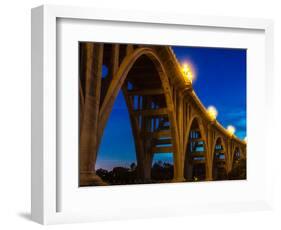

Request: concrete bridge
left=79, top=43, right=246, bottom=186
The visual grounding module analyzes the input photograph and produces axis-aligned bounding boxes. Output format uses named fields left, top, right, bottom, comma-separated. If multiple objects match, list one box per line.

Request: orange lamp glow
left=227, top=125, right=236, bottom=136
left=207, top=106, right=218, bottom=121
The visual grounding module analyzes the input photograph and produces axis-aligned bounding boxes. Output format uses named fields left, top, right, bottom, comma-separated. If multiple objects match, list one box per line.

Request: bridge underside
left=79, top=42, right=246, bottom=186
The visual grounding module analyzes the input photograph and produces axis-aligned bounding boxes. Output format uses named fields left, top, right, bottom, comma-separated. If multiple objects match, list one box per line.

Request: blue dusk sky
left=95, top=46, right=246, bottom=170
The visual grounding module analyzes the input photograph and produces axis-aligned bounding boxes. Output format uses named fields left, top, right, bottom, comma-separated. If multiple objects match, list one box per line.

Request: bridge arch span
left=183, top=113, right=208, bottom=155
left=184, top=115, right=209, bottom=181
left=211, top=136, right=229, bottom=180
left=96, top=47, right=181, bottom=181
left=212, top=135, right=228, bottom=159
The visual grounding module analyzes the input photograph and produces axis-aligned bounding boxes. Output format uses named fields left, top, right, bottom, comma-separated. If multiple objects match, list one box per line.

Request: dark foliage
left=95, top=159, right=246, bottom=185
left=151, top=161, right=173, bottom=181
left=228, top=159, right=247, bottom=180
left=96, top=161, right=173, bottom=185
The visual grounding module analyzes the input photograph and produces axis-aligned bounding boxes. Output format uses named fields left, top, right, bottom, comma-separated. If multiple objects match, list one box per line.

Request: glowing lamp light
left=207, top=106, right=218, bottom=121
left=181, top=63, right=194, bottom=83
left=227, top=125, right=236, bottom=136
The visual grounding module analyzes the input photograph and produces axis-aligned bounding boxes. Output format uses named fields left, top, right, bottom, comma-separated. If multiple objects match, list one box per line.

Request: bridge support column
left=173, top=153, right=185, bottom=182
left=137, top=153, right=152, bottom=182
left=173, top=162, right=184, bottom=182
left=205, top=123, right=214, bottom=181
left=225, top=139, right=232, bottom=178
left=172, top=91, right=184, bottom=182
left=79, top=43, right=104, bottom=186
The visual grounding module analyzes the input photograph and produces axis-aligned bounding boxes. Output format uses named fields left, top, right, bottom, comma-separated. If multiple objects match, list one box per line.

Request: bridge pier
left=205, top=162, right=213, bottom=181
left=137, top=153, right=153, bottom=182
left=79, top=43, right=104, bottom=186
left=173, top=91, right=185, bottom=182
left=225, top=139, right=232, bottom=178
left=173, top=157, right=185, bottom=182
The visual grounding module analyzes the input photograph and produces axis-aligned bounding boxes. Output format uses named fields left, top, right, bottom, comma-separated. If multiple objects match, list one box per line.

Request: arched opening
left=96, top=48, right=176, bottom=184
left=95, top=90, right=137, bottom=185
left=124, top=54, right=175, bottom=182
left=212, top=137, right=227, bottom=180
left=184, top=117, right=207, bottom=181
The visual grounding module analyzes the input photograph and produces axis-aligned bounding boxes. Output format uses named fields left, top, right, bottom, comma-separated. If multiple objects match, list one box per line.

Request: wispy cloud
left=218, top=107, right=246, bottom=139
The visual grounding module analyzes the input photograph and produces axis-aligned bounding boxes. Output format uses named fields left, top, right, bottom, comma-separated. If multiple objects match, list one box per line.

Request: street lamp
left=227, top=125, right=236, bottom=136
left=207, top=105, right=218, bottom=121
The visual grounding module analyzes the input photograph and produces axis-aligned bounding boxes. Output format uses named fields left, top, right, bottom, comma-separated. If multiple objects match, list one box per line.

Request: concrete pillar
left=173, top=91, right=184, bottom=182
left=205, top=123, right=213, bottom=181
left=225, top=138, right=233, bottom=177
left=136, top=148, right=153, bottom=182
left=173, top=157, right=184, bottom=182
left=143, top=153, right=153, bottom=181
left=79, top=43, right=104, bottom=186
left=205, top=160, right=213, bottom=181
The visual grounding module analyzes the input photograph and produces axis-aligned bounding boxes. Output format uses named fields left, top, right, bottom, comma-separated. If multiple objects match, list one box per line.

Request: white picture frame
left=31, top=5, right=274, bottom=225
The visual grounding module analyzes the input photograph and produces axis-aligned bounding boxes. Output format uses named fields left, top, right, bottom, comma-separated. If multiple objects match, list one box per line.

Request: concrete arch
left=212, top=136, right=228, bottom=180
left=97, top=47, right=181, bottom=180
left=183, top=115, right=208, bottom=181
left=212, top=135, right=227, bottom=160
left=99, top=48, right=172, bottom=123
left=183, top=113, right=208, bottom=155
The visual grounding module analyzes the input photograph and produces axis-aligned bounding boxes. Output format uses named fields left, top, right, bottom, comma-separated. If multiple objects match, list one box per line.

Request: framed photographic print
left=31, top=5, right=274, bottom=224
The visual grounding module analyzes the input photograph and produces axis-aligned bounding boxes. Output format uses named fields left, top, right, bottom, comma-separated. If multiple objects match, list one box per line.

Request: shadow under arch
left=212, top=136, right=228, bottom=180
left=184, top=115, right=208, bottom=181
left=97, top=47, right=180, bottom=182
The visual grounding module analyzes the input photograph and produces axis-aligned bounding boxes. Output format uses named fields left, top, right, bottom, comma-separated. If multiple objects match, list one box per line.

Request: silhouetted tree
left=130, top=162, right=136, bottom=171
left=151, top=161, right=173, bottom=181
left=96, top=168, right=110, bottom=181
